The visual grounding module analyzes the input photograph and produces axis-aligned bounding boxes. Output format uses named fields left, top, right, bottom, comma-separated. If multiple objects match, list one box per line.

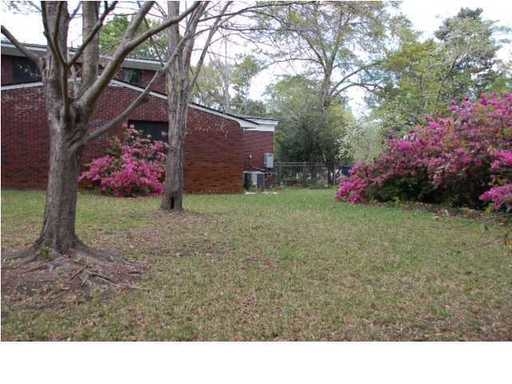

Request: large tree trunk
left=29, top=2, right=86, bottom=256
left=35, top=116, right=83, bottom=255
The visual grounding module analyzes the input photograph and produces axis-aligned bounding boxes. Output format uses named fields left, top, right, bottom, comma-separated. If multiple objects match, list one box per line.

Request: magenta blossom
left=336, top=93, right=512, bottom=210
left=80, top=128, right=168, bottom=197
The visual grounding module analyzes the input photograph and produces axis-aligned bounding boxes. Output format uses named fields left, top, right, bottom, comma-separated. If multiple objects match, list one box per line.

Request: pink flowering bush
left=80, top=128, right=167, bottom=197
left=337, top=93, right=512, bottom=211
left=480, top=150, right=512, bottom=211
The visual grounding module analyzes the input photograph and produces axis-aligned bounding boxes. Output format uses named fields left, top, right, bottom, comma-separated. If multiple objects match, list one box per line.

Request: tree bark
left=161, top=89, right=188, bottom=211
left=29, top=2, right=86, bottom=256
left=35, top=115, right=84, bottom=254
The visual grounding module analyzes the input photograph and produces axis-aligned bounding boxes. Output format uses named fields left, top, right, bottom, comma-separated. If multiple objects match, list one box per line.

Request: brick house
left=1, top=42, right=278, bottom=193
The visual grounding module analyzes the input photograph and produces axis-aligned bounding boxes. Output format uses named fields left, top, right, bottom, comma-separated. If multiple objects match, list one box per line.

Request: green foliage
left=192, top=59, right=226, bottom=109
left=340, top=119, right=385, bottom=163
left=99, top=15, right=167, bottom=58
left=230, top=55, right=263, bottom=114
left=373, top=7, right=511, bottom=136
left=267, top=75, right=355, bottom=165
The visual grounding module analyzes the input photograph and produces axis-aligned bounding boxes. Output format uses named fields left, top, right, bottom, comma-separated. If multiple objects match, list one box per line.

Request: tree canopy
left=370, top=7, right=511, bottom=136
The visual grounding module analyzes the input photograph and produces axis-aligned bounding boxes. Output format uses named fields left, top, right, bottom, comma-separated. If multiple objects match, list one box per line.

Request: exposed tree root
left=1, top=244, right=146, bottom=309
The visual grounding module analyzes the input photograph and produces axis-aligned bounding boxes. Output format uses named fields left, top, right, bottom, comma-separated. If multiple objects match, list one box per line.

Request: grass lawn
left=1, top=188, right=511, bottom=340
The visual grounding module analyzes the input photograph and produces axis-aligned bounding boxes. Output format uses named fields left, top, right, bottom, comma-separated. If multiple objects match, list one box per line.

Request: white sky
left=1, top=0, right=511, bottom=116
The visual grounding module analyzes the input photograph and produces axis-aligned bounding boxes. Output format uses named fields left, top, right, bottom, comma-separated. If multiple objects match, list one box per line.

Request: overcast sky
left=1, top=0, right=511, bottom=116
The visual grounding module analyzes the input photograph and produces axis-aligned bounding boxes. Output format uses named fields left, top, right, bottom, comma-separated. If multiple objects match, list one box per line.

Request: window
left=121, top=68, right=141, bottom=85
left=129, top=120, right=168, bottom=142
left=12, top=57, right=41, bottom=83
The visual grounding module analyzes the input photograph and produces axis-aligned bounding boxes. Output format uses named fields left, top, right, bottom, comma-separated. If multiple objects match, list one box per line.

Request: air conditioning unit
left=264, top=153, right=274, bottom=168
left=244, top=171, right=264, bottom=190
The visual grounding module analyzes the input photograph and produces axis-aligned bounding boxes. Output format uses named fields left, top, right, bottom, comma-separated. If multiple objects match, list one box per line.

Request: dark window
left=12, top=56, right=41, bottom=83
left=121, top=68, right=141, bottom=85
left=129, top=120, right=168, bottom=142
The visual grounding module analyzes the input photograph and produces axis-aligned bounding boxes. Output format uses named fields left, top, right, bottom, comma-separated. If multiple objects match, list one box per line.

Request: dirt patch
left=1, top=250, right=146, bottom=310
left=1, top=211, right=218, bottom=310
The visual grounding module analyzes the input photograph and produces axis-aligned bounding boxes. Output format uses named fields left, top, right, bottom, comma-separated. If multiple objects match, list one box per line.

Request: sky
left=1, top=0, right=511, bottom=116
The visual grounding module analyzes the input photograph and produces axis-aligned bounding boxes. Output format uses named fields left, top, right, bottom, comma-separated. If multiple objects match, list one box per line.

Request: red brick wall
left=1, top=84, right=244, bottom=193
left=242, top=130, right=274, bottom=170
left=138, top=69, right=166, bottom=93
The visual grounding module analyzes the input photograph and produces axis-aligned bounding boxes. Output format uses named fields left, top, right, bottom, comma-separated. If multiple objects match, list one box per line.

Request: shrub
left=480, top=150, right=512, bottom=211
left=80, top=128, right=167, bottom=197
left=336, top=93, right=512, bottom=210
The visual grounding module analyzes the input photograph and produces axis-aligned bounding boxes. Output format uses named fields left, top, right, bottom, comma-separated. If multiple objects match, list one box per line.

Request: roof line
left=1, top=41, right=162, bottom=70
left=1, top=80, right=267, bottom=129
left=109, top=79, right=261, bottom=128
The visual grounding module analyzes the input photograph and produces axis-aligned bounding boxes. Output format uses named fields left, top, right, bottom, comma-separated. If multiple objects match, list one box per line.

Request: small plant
left=80, top=128, right=168, bottom=197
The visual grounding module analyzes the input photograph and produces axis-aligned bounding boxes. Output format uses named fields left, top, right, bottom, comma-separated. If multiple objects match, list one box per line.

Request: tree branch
left=331, top=62, right=380, bottom=95
left=190, top=2, right=232, bottom=91
left=41, top=2, right=66, bottom=67
left=0, top=25, right=42, bottom=64
left=127, top=1, right=201, bottom=51
left=80, top=1, right=200, bottom=108
left=78, top=29, right=191, bottom=148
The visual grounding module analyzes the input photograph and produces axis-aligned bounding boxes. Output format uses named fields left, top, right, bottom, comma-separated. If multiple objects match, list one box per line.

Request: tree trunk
left=161, top=98, right=187, bottom=211
left=161, top=1, right=189, bottom=212
left=34, top=112, right=85, bottom=255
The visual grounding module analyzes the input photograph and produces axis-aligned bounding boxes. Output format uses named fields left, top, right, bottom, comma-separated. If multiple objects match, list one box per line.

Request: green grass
left=2, top=189, right=511, bottom=340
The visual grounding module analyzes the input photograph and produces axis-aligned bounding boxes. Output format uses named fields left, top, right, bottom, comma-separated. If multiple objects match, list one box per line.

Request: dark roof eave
left=1, top=41, right=162, bottom=70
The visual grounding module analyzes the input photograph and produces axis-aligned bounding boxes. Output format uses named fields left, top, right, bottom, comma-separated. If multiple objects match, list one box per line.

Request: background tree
left=229, top=54, right=263, bottom=114
left=192, top=54, right=266, bottom=115
left=372, top=7, right=512, bottom=136
left=192, top=57, right=226, bottom=108
left=267, top=75, right=355, bottom=181
left=253, top=2, right=395, bottom=110
left=160, top=1, right=232, bottom=211
left=248, top=1, right=397, bottom=180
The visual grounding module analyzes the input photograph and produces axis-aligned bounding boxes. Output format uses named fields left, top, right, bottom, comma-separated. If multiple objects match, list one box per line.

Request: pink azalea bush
left=480, top=150, right=512, bottom=211
left=80, top=128, right=167, bottom=197
left=337, top=93, right=512, bottom=211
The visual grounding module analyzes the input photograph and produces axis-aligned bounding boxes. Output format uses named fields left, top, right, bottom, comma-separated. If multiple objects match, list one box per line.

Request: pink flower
left=80, top=128, right=168, bottom=197
left=480, top=184, right=512, bottom=210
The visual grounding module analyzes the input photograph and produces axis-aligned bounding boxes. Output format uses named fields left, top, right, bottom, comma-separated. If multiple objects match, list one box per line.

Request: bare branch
left=127, top=2, right=201, bottom=51
left=196, top=1, right=298, bottom=23
left=79, top=27, right=193, bottom=147
left=80, top=1, right=200, bottom=108
left=190, top=2, right=232, bottom=90
left=0, top=25, right=42, bottom=64
left=41, top=2, right=66, bottom=66
left=334, top=81, right=384, bottom=96
left=69, top=2, right=82, bottom=19
left=331, top=62, right=381, bottom=95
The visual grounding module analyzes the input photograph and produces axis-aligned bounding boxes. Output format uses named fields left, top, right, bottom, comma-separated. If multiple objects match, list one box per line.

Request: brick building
left=1, top=42, right=277, bottom=193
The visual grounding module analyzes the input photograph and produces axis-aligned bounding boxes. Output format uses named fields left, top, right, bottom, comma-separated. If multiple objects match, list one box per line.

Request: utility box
left=264, top=153, right=274, bottom=168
